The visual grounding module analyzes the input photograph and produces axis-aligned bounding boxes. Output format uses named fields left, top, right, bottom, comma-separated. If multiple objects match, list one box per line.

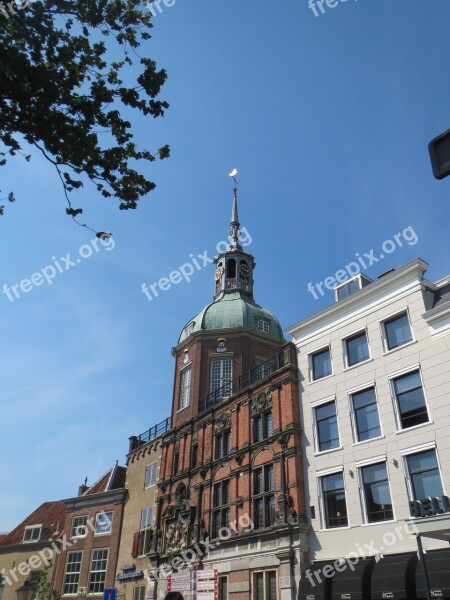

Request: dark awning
left=370, top=553, right=417, bottom=599
left=299, top=563, right=333, bottom=600
left=415, top=549, right=450, bottom=599
left=331, top=557, right=374, bottom=600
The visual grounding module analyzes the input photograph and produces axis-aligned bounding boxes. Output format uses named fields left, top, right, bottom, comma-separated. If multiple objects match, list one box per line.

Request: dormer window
left=23, top=526, right=42, bottom=543
left=184, top=322, right=195, bottom=337
left=257, top=319, right=270, bottom=334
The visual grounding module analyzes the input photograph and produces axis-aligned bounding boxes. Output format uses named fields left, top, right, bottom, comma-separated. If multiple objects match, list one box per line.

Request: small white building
left=287, top=258, right=450, bottom=600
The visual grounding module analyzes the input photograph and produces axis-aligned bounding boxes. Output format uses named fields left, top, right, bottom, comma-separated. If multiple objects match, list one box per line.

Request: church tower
left=149, top=176, right=308, bottom=600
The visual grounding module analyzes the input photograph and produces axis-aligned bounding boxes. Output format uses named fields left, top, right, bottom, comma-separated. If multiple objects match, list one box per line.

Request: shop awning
left=370, top=553, right=417, bottom=599
left=331, top=557, right=374, bottom=600
left=415, top=549, right=450, bottom=599
left=299, top=562, right=333, bottom=600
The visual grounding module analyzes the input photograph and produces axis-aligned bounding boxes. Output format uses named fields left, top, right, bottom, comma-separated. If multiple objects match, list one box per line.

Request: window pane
left=353, top=388, right=381, bottom=441
left=312, top=349, right=331, bottom=380
left=265, top=412, right=273, bottom=437
left=267, top=572, right=277, bottom=600
left=254, top=498, right=264, bottom=529
left=394, top=372, right=428, bottom=429
left=265, top=465, right=275, bottom=492
left=255, top=573, right=264, bottom=600
left=346, top=332, right=369, bottom=366
left=254, top=415, right=263, bottom=442
left=385, top=313, right=412, bottom=350
left=407, top=450, right=444, bottom=501
left=179, top=367, right=191, bottom=409
left=362, top=463, right=393, bottom=522
left=254, top=468, right=263, bottom=495
left=265, top=496, right=276, bottom=526
left=211, top=359, right=233, bottom=396
left=316, top=402, right=339, bottom=451
left=322, top=473, right=348, bottom=528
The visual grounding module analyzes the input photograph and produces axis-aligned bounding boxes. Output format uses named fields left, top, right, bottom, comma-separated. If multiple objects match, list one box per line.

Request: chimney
left=78, top=477, right=88, bottom=496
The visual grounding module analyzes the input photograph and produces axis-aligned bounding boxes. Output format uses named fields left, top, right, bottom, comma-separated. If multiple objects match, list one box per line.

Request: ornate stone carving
left=250, top=389, right=272, bottom=415
left=214, top=410, right=231, bottom=433
left=235, top=452, right=245, bottom=465
left=277, top=433, right=290, bottom=449
left=275, top=493, right=298, bottom=525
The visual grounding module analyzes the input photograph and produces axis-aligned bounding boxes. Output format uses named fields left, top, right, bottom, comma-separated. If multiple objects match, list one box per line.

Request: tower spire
left=228, top=168, right=241, bottom=250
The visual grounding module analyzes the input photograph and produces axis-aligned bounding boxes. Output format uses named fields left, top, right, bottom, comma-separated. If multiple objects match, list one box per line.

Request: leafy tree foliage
left=0, top=0, right=169, bottom=226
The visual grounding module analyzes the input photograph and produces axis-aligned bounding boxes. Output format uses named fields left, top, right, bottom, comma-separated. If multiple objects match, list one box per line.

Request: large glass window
left=315, top=401, right=339, bottom=452
left=94, top=512, right=113, bottom=535
left=345, top=331, right=370, bottom=367
left=393, top=370, right=428, bottom=429
left=71, top=516, right=88, bottom=539
left=321, top=472, right=348, bottom=529
left=311, top=348, right=332, bottom=380
left=138, top=507, right=153, bottom=556
left=253, top=411, right=273, bottom=442
left=384, top=313, right=413, bottom=351
left=63, top=551, right=83, bottom=595
left=351, top=387, right=381, bottom=442
left=407, top=449, right=444, bottom=502
left=254, top=572, right=277, bottom=600
left=211, top=359, right=233, bottom=397
left=145, top=462, right=157, bottom=488
left=361, top=462, right=393, bottom=523
left=215, top=429, right=231, bottom=459
left=253, top=464, right=275, bottom=529
left=179, top=367, right=191, bottom=410
left=88, top=549, right=108, bottom=594
left=212, top=480, right=230, bottom=538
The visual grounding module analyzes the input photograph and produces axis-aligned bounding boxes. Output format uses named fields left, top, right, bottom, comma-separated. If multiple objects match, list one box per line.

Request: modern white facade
left=287, top=258, right=450, bottom=598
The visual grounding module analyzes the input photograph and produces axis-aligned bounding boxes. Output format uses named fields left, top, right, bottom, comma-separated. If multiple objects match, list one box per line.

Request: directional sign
left=196, top=570, right=218, bottom=580
left=197, top=580, right=218, bottom=592
left=169, top=572, right=192, bottom=582
left=196, top=593, right=218, bottom=600
left=167, top=581, right=191, bottom=592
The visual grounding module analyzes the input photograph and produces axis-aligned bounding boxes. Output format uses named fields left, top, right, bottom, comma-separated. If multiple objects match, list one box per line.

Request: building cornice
left=286, top=258, right=429, bottom=340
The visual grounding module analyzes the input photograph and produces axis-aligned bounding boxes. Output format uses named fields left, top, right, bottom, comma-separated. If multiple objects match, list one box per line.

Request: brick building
left=115, top=419, right=171, bottom=600
left=0, top=501, right=66, bottom=600
left=145, top=185, right=309, bottom=600
left=54, top=462, right=126, bottom=600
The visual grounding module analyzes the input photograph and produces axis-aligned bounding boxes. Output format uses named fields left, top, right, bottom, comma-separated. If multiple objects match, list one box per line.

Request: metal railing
left=198, top=345, right=294, bottom=413
left=133, top=417, right=172, bottom=449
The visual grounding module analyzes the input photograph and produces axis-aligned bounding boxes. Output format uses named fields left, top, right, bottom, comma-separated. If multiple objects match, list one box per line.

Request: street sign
left=167, top=581, right=191, bottom=592
left=196, top=570, right=218, bottom=580
left=169, top=572, right=192, bottom=581
left=196, top=593, right=218, bottom=600
left=197, top=580, right=218, bottom=591
left=103, top=589, right=117, bottom=600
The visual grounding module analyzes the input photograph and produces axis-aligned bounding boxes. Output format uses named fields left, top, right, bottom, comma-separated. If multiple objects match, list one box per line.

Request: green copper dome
left=178, top=292, right=284, bottom=344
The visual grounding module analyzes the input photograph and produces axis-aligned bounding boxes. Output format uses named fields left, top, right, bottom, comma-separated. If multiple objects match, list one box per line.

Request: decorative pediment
left=214, top=410, right=231, bottom=433
left=250, top=389, right=272, bottom=415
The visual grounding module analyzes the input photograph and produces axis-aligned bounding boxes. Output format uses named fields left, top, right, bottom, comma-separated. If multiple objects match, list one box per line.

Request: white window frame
left=178, top=365, right=192, bottom=411
left=348, top=383, right=384, bottom=444
left=309, top=345, right=333, bottom=383
left=252, top=570, right=278, bottom=600
left=380, top=309, right=415, bottom=354
left=317, top=467, right=349, bottom=531
left=22, top=525, right=42, bottom=543
left=388, top=365, right=431, bottom=432
left=94, top=511, right=113, bottom=536
left=140, top=506, right=153, bottom=530
left=88, top=548, right=108, bottom=595
left=145, top=462, right=157, bottom=489
left=62, top=550, right=83, bottom=596
left=311, top=395, right=341, bottom=455
left=256, top=318, right=270, bottom=334
left=210, top=358, right=233, bottom=395
left=356, top=458, right=396, bottom=526
left=132, top=587, right=146, bottom=600
left=70, top=516, right=88, bottom=539
left=401, top=443, right=446, bottom=506
left=342, top=328, right=371, bottom=370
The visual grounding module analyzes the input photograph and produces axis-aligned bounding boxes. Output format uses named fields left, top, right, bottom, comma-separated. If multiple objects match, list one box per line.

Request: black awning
left=370, top=553, right=418, bottom=600
left=300, top=563, right=333, bottom=600
left=331, top=557, right=375, bottom=600
left=415, top=549, right=450, bottom=599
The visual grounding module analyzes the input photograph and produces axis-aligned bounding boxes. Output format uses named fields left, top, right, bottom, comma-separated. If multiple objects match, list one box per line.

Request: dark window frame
left=253, top=464, right=276, bottom=529
left=311, top=347, right=332, bottom=381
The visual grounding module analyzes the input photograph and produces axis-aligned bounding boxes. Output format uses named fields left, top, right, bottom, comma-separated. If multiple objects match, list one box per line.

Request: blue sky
left=1, top=0, right=449, bottom=531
